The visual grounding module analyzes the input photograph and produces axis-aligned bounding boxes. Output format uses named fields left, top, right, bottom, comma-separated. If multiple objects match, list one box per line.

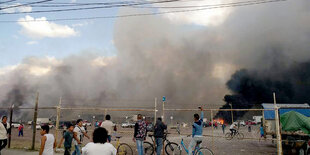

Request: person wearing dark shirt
left=58, top=123, right=74, bottom=155
left=154, top=118, right=167, bottom=155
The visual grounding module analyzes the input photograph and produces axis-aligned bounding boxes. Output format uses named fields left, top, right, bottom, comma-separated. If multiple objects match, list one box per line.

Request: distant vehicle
left=240, top=120, right=245, bottom=126
left=59, top=121, right=73, bottom=129
left=253, top=116, right=262, bottom=124
left=27, top=121, right=32, bottom=125
left=83, top=121, right=91, bottom=126
left=121, top=122, right=135, bottom=128
left=49, top=124, right=54, bottom=129
left=246, top=121, right=256, bottom=125
left=37, top=118, right=50, bottom=124
left=11, top=122, right=20, bottom=128
left=235, top=120, right=246, bottom=126
left=36, top=124, right=41, bottom=130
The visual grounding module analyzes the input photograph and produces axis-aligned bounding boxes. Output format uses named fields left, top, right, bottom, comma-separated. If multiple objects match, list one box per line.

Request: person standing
left=133, top=114, right=147, bottom=155
left=100, top=115, right=114, bottom=142
left=18, top=123, right=24, bottom=137
left=188, top=106, right=204, bottom=155
left=0, top=116, right=10, bottom=154
left=82, top=127, right=116, bottom=155
left=39, top=125, right=56, bottom=155
left=73, top=119, right=90, bottom=155
left=259, top=125, right=266, bottom=141
left=94, top=121, right=99, bottom=128
left=248, top=124, right=252, bottom=132
left=222, top=123, right=226, bottom=134
left=154, top=117, right=167, bottom=155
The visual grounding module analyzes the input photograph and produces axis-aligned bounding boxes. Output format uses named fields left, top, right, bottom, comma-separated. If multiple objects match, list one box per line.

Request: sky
left=0, top=0, right=235, bottom=67
left=0, top=0, right=306, bottom=111
left=0, top=0, right=119, bottom=67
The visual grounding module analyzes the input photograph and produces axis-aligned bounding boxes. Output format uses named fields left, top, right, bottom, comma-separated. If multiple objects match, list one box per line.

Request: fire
left=213, top=118, right=224, bottom=124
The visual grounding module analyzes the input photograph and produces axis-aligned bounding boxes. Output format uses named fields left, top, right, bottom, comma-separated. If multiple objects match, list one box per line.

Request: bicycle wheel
left=143, top=141, right=154, bottom=155
left=225, top=133, right=233, bottom=140
left=165, top=142, right=180, bottom=155
left=195, top=147, right=214, bottom=155
left=237, top=133, right=244, bottom=140
left=117, top=143, right=133, bottom=155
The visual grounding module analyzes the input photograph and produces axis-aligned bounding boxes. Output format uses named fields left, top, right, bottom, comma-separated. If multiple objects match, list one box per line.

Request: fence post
left=154, top=98, right=157, bottom=125
left=104, top=109, right=107, bottom=118
left=211, top=110, right=214, bottom=152
left=31, top=92, right=39, bottom=150
left=55, top=97, right=62, bottom=146
left=273, top=93, right=283, bottom=155
left=162, top=101, right=165, bottom=123
left=230, top=103, right=234, bottom=123
left=8, top=104, right=14, bottom=148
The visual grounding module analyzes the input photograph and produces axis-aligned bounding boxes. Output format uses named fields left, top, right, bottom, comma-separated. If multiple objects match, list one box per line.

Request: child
left=58, top=123, right=75, bottom=155
left=39, top=125, right=56, bottom=155
left=18, top=124, right=24, bottom=137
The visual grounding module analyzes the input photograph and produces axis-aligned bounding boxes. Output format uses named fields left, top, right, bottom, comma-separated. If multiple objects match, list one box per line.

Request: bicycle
left=165, top=128, right=214, bottom=155
left=143, top=132, right=178, bottom=155
left=115, top=135, right=133, bottom=155
left=225, top=130, right=244, bottom=140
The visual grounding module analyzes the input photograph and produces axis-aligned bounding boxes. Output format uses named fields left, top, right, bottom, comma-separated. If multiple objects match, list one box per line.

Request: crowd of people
left=0, top=105, right=265, bottom=155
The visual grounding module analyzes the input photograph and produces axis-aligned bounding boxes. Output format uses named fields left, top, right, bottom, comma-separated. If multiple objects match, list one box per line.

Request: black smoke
left=215, top=60, right=310, bottom=123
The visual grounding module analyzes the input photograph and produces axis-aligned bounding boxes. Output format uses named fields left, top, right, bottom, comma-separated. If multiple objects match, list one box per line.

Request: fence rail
left=1, top=97, right=286, bottom=155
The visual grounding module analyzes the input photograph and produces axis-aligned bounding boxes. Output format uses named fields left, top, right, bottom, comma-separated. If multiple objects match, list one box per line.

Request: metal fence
left=2, top=97, right=285, bottom=155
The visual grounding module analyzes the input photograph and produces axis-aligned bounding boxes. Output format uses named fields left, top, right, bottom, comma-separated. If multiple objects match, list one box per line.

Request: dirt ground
left=6, top=124, right=276, bottom=155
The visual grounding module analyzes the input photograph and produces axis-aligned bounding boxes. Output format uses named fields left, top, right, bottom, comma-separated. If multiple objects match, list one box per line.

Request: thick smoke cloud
left=0, top=0, right=310, bottom=121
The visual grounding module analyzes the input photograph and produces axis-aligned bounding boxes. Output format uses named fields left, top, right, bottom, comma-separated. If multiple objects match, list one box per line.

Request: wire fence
left=1, top=101, right=289, bottom=155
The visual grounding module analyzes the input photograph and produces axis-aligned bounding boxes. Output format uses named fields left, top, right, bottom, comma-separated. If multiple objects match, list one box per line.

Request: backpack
left=136, top=121, right=147, bottom=138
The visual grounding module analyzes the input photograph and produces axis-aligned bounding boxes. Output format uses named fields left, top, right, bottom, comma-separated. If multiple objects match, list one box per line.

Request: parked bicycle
left=225, top=130, right=244, bottom=140
left=164, top=128, right=214, bottom=155
left=143, top=132, right=178, bottom=155
left=115, top=135, right=133, bottom=155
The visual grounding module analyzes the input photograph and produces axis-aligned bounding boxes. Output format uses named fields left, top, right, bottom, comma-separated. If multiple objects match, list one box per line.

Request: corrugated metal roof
left=262, top=103, right=310, bottom=109
left=262, top=103, right=310, bottom=120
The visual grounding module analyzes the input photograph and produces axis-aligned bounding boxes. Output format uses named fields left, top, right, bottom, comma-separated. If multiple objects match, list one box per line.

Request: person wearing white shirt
left=39, top=125, right=56, bottom=155
left=0, top=116, right=10, bottom=154
left=229, top=123, right=237, bottom=136
left=82, top=127, right=116, bottom=155
left=100, top=115, right=115, bottom=142
left=73, top=119, right=90, bottom=155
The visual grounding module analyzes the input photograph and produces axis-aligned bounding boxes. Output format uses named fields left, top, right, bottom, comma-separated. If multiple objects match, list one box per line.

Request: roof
left=262, top=103, right=310, bottom=109
left=262, top=103, right=310, bottom=120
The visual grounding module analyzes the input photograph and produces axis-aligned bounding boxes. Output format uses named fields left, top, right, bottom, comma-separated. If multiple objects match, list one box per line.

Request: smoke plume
left=0, top=0, right=309, bottom=121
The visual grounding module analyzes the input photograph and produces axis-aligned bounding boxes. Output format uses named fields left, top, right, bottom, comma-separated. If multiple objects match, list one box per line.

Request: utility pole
left=8, top=104, right=14, bottom=148
left=230, top=103, right=234, bottom=123
left=55, top=97, right=62, bottom=146
left=273, top=92, right=283, bottom=155
left=154, top=98, right=157, bottom=125
left=31, top=92, right=39, bottom=150
left=162, top=97, right=165, bottom=123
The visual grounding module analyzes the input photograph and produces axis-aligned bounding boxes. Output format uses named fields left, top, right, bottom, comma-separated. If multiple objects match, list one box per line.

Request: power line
left=0, top=0, right=182, bottom=15
left=0, top=0, right=52, bottom=10
left=0, top=0, right=17, bottom=5
left=29, top=0, right=173, bottom=7
left=0, top=0, right=287, bottom=23
left=132, top=0, right=280, bottom=8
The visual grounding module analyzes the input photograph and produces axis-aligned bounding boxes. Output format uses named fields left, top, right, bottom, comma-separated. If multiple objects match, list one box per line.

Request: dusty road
left=6, top=124, right=276, bottom=155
